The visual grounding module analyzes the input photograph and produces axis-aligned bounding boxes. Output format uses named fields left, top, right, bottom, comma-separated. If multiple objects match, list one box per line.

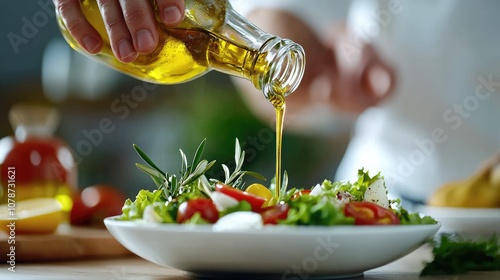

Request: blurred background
left=0, top=1, right=350, bottom=199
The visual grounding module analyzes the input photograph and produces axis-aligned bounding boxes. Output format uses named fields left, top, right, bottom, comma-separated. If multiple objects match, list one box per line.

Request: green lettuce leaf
left=322, top=168, right=383, bottom=201
left=280, top=194, right=354, bottom=226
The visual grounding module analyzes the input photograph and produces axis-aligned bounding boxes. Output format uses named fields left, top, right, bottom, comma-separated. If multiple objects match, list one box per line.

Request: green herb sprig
left=421, top=234, right=500, bottom=276
left=215, top=138, right=265, bottom=189
left=133, top=138, right=215, bottom=200
left=269, top=170, right=289, bottom=202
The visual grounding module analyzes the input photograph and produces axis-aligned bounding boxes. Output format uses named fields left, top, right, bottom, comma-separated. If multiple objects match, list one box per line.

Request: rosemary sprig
left=269, top=170, right=289, bottom=202
left=214, top=139, right=265, bottom=189
left=133, top=139, right=215, bottom=200
left=133, top=138, right=265, bottom=200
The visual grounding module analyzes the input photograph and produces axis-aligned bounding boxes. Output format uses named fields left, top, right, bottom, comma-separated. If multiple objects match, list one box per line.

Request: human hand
left=54, top=0, right=185, bottom=63
left=233, top=9, right=395, bottom=124
left=323, top=23, right=395, bottom=113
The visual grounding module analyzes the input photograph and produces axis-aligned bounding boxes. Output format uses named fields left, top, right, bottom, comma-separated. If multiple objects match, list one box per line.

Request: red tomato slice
left=70, top=184, right=126, bottom=226
left=260, top=203, right=289, bottom=224
left=215, top=183, right=266, bottom=212
left=69, top=194, right=92, bottom=225
left=343, top=201, right=400, bottom=225
left=177, top=198, right=219, bottom=224
left=291, top=189, right=312, bottom=201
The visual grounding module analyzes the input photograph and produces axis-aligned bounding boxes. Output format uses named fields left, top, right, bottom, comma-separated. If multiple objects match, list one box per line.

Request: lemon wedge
left=245, top=183, right=275, bottom=207
left=0, top=198, right=63, bottom=234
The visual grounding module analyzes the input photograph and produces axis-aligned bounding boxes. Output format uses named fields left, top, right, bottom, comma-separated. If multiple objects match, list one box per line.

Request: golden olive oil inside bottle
left=59, top=0, right=265, bottom=85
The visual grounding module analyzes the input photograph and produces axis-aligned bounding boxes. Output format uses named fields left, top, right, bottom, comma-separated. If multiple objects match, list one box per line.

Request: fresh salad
left=118, top=139, right=437, bottom=229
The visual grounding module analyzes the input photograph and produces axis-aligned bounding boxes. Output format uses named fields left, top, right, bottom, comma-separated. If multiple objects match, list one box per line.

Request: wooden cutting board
left=0, top=223, right=132, bottom=262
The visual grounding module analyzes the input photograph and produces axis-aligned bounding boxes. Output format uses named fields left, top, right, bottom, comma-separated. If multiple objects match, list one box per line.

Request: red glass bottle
left=0, top=104, right=77, bottom=214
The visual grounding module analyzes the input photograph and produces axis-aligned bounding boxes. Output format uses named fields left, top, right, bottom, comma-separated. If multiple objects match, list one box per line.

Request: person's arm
left=53, top=0, right=185, bottom=63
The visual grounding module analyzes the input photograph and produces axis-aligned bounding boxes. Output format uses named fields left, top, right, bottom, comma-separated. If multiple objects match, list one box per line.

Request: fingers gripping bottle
left=56, top=0, right=305, bottom=101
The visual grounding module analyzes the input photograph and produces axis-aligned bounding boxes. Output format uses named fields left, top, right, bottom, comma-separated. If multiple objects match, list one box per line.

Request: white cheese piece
left=211, top=191, right=239, bottom=211
left=363, top=179, right=390, bottom=208
left=310, top=183, right=324, bottom=196
left=143, top=205, right=163, bottom=223
left=334, top=191, right=353, bottom=208
left=213, top=212, right=263, bottom=232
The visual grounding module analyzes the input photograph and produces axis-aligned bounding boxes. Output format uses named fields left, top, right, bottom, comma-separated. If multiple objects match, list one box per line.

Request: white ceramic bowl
left=104, top=217, right=440, bottom=279
left=416, top=206, right=500, bottom=240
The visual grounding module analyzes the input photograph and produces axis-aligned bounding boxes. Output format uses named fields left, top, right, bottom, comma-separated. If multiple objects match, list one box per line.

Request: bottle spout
left=256, top=38, right=306, bottom=101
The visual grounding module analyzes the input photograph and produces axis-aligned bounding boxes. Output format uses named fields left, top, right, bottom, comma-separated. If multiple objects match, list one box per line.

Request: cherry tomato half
left=343, top=201, right=400, bottom=225
left=291, top=189, right=312, bottom=201
left=177, top=198, right=219, bottom=224
left=260, top=203, right=289, bottom=224
left=215, top=183, right=266, bottom=212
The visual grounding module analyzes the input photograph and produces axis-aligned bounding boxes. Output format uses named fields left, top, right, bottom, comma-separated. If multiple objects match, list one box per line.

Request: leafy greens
left=421, top=234, right=500, bottom=276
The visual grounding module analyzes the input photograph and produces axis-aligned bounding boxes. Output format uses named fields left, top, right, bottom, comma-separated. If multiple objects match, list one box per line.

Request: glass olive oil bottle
left=56, top=0, right=305, bottom=101
left=0, top=105, right=77, bottom=215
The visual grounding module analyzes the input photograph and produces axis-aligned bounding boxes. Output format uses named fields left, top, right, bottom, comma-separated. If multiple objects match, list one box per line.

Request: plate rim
left=416, top=205, right=500, bottom=219
left=103, top=216, right=441, bottom=275
left=104, top=215, right=441, bottom=235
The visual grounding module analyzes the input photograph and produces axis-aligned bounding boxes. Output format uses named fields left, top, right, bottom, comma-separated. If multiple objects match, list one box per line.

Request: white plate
left=416, top=206, right=500, bottom=238
left=104, top=217, right=440, bottom=279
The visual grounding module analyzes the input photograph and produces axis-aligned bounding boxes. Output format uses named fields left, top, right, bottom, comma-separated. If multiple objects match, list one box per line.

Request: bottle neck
left=9, top=104, right=59, bottom=142
left=249, top=37, right=305, bottom=101
left=204, top=1, right=305, bottom=101
left=15, top=125, right=54, bottom=142
left=207, top=35, right=305, bottom=101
